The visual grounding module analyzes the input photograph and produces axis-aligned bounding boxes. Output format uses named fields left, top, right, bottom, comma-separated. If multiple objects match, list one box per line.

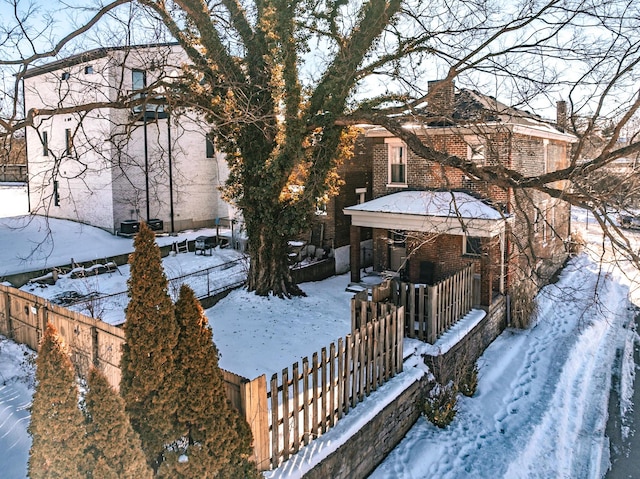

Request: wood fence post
left=396, top=306, right=404, bottom=373
left=241, top=375, right=271, bottom=472
left=0, top=288, right=12, bottom=337
left=427, top=286, right=437, bottom=344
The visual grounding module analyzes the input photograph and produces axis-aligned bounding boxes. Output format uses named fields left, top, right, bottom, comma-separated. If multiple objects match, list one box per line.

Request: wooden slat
left=282, top=367, right=290, bottom=461
left=351, top=330, right=359, bottom=407
left=302, top=357, right=310, bottom=446
left=292, top=362, right=300, bottom=453
left=320, top=347, right=327, bottom=434
left=270, top=374, right=279, bottom=469
left=329, top=342, right=336, bottom=428
left=312, top=352, right=319, bottom=438
left=337, top=338, right=345, bottom=420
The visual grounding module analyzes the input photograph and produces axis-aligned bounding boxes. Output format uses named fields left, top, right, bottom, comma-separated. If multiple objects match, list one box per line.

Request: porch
left=344, top=190, right=511, bottom=309
left=352, top=263, right=482, bottom=344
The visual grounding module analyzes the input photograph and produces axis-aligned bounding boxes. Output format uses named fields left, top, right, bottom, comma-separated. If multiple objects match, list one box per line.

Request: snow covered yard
left=0, top=208, right=639, bottom=478
left=368, top=254, right=636, bottom=479
left=0, top=338, right=35, bottom=479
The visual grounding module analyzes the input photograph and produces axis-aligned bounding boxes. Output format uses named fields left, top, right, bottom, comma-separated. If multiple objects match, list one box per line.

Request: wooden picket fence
left=358, top=263, right=476, bottom=344
left=266, top=305, right=404, bottom=469
left=0, top=284, right=272, bottom=470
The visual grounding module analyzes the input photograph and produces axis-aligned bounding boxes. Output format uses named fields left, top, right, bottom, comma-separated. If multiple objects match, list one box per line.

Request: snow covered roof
left=344, top=191, right=509, bottom=237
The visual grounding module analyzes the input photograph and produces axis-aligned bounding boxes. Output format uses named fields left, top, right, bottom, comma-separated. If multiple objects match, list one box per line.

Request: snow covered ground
left=0, top=203, right=639, bottom=478
left=0, top=183, right=28, bottom=219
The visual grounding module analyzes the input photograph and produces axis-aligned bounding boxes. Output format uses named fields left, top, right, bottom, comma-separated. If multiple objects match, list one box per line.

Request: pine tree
left=120, top=222, right=181, bottom=470
left=84, top=367, right=153, bottom=479
left=28, top=322, right=88, bottom=479
left=157, top=284, right=258, bottom=479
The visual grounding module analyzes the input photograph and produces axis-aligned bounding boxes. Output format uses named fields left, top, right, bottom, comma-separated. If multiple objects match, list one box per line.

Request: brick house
left=345, top=80, right=576, bottom=309
left=307, top=133, right=374, bottom=274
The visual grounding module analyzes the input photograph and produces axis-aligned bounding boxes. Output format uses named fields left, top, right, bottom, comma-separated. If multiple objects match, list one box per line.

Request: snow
left=344, top=190, right=505, bottom=220
left=0, top=214, right=243, bottom=277
left=0, top=183, right=28, bottom=219
left=0, top=338, right=35, bottom=479
left=0, top=199, right=639, bottom=478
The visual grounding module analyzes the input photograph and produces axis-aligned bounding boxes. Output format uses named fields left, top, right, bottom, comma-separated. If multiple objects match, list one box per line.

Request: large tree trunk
left=245, top=221, right=305, bottom=298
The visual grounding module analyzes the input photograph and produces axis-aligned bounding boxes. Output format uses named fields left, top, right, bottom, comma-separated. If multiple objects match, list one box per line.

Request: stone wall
left=425, top=295, right=507, bottom=384
left=301, top=297, right=507, bottom=479
left=303, top=373, right=431, bottom=479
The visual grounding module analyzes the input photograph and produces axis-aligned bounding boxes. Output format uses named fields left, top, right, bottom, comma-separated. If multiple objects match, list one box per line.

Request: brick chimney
left=556, top=100, right=567, bottom=131
left=428, top=79, right=455, bottom=118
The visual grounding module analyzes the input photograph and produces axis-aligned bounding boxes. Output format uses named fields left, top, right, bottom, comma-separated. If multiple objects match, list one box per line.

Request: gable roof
left=22, top=42, right=180, bottom=79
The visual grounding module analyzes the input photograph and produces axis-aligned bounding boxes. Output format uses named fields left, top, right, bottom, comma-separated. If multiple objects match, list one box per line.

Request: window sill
left=386, top=183, right=409, bottom=188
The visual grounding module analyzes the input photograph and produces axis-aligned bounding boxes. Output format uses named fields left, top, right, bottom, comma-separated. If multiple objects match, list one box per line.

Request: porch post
left=481, top=242, right=492, bottom=307
left=350, top=225, right=361, bottom=283
left=499, top=231, right=505, bottom=294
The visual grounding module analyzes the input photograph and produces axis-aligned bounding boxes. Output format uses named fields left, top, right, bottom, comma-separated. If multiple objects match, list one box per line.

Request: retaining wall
left=300, top=295, right=507, bottom=479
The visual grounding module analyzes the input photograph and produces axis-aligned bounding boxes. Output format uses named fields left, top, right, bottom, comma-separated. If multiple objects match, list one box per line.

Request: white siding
left=24, top=45, right=233, bottom=233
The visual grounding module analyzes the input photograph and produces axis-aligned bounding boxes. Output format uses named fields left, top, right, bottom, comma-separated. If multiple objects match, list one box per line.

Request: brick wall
left=313, top=134, right=373, bottom=249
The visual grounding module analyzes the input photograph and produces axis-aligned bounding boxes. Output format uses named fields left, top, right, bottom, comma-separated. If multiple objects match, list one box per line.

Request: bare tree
left=2, top=0, right=640, bottom=297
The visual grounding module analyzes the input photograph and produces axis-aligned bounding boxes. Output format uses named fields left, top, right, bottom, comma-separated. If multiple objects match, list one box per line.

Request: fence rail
left=266, top=306, right=404, bottom=469
left=0, top=164, right=27, bottom=182
left=64, top=258, right=247, bottom=322
left=359, top=263, right=476, bottom=344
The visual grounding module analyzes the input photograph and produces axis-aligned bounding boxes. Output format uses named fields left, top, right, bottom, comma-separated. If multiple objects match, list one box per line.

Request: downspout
left=143, top=112, right=150, bottom=222
left=167, top=113, right=174, bottom=232
left=21, top=77, right=31, bottom=213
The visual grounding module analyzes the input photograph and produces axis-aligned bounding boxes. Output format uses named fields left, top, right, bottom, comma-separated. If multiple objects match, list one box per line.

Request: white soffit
left=344, top=191, right=509, bottom=238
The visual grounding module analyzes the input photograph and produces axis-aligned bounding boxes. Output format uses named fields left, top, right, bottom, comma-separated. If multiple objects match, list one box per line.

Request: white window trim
left=385, top=138, right=408, bottom=186
left=467, top=142, right=486, bottom=165
left=463, top=235, right=482, bottom=257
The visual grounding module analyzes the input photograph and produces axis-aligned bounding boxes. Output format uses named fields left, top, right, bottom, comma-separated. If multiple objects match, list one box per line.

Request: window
left=315, top=197, right=327, bottom=215
left=387, top=140, right=407, bottom=185
left=42, top=131, right=49, bottom=156
left=464, top=236, right=482, bottom=256
left=53, top=181, right=60, bottom=206
left=390, top=230, right=407, bottom=246
left=131, top=69, right=147, bottom=114
left=61, top=72, right=70, bottom=80
left=467, top=142, right=485, bottom=165
left=84, top=65, right=94, bottom=74
left=132, top=69, right=146, bottom=91
left=206, top=133, right=215, bottom=158
left=65, top=129, right=73, bottom=156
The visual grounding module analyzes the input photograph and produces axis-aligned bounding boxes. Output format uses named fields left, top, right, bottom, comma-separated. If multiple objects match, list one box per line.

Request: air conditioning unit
left=120, top=220, right=140, bottom=235
left=146, top=219, right=164, bottom=231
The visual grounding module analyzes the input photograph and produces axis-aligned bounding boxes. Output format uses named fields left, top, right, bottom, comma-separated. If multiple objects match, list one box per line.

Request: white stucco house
left=23, top=43, right=233, bottom=234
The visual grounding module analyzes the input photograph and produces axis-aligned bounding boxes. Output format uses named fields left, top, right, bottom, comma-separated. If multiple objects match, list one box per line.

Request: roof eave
left=343, top=209, right=509, bottom=237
